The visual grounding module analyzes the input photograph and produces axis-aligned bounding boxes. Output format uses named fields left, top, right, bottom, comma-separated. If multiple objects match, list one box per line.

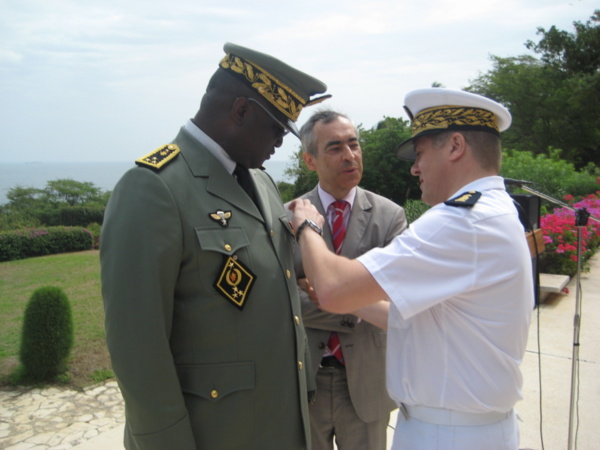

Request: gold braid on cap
left=220, top=53, right=305, bottom=122
left=412, top=106, right=499, bottom=136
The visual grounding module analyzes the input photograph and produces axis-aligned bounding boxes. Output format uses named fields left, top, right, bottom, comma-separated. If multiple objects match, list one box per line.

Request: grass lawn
left=0, top=250, right=112, bottom=389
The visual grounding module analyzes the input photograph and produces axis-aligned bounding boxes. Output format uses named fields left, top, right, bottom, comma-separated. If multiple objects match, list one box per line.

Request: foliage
left=0, top=179, right=109, bottom=232
left=467, top=10, right=600, bottom=167
left=0, top=226, right=94, bottom=262
left=403, top=199, right=431, bottom=225
left=360, top=117, right=421, bottom=205
left=43, top=179, right=106, bottom=207
left=17, top=286, right=74, bottom=382
left=501, top=148, right=600, bottom=212
left=85, top=222, right=102, bottom=249
left=539, top=190, right=600, bottom=276
left=277, top=180, right=297, bottom=204
left=284, top=148, right=319, bottom=199
left=525, top=10, right=600, bottom=75
left=41, top=206, right=105, bottom=227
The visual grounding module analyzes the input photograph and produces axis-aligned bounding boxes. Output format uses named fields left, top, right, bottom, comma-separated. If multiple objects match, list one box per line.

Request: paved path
left=1, top=254, right=598, bottom=450
left=0, top=381, right=124, bottom=449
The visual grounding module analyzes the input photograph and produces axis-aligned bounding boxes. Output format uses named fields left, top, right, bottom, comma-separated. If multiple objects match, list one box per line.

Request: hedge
left=38, top=206, right=104, bottom=227
left=0, top=227, right=94, bottom=262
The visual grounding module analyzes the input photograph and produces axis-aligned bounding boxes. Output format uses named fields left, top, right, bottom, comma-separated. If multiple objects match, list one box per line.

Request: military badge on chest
left=214, top=255, right=256, bottom=310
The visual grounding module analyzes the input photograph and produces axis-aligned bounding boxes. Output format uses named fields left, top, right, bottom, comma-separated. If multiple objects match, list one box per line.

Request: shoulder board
left=444, top=190, right=482, bottom=207
left=135, top=144, right=180, bottom=171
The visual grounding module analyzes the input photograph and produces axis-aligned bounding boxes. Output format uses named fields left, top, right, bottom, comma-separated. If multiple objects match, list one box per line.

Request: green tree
left=525, top=10, right=600, bottom=75
left=467, top=10, right=600, bottom=167
left=44, top=179, right=105, bottom=207
left=284, top=146, right=319, bottom=199
left=1, top=179, right=109, bottom=231
left=360, top=117, right=420, bottom=205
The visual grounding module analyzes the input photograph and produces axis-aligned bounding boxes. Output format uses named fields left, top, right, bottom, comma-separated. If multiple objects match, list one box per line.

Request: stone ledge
left=540, top=273, right=570, bottom=293
left=539, top=273, right=570, bottom=302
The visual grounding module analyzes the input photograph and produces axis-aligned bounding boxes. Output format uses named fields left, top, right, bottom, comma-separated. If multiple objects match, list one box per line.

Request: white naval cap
left=397, top=88, right=512, bottom=161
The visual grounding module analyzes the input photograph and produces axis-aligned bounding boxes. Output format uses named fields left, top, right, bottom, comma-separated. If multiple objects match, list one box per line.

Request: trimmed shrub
left=0, top=226, right=93, bottom=261
left=18, top=286, right=74, bottom=382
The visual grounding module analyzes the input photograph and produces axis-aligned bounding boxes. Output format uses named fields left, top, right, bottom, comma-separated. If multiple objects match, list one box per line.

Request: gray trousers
left=309, top=366, right=389, bottom=450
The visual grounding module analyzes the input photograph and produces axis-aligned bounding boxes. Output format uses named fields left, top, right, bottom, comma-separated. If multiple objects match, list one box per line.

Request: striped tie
left=331, top=200, right=348, bottom=255
left=327, top=200, right=348, bottom=365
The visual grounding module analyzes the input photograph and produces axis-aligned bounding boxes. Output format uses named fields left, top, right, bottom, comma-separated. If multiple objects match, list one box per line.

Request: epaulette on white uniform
left=444, top=190, right=482, bottom=207
left=135, top=144, right=180, bottom=171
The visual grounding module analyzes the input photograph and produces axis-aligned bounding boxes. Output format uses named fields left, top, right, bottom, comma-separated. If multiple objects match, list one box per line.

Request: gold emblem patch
left=214, top=256, right=255, bottom=310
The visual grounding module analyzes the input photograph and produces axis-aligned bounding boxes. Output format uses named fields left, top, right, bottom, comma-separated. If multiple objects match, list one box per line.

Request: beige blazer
left=289, top=186, right=407, bottom=423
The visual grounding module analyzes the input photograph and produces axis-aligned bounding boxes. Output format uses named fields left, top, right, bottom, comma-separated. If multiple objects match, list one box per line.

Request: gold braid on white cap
left=412, top=105, right=499, bottom=136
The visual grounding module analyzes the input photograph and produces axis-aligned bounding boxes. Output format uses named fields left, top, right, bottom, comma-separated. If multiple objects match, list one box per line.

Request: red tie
left=331, top=200, right=348, bottom=255
left=327, top=200, right=348, bottom=365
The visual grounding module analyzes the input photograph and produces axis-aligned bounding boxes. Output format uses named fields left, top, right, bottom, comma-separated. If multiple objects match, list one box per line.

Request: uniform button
left=318, top=342, right=326, bottom=349
left=286, top=269, right=291, bottom=278
left=298, top=361, right=303, bottom=371
left=211, top=389, right=219, bottom=399
left=270, top=230, right=275, bottom=237
left=294, top=316, right=300, bottom=325
left=224, top=244, right=232, bottom=252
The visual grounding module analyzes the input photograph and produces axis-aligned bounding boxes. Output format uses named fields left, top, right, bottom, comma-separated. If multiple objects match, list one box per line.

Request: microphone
left=503, top=177, right=534, bottom=187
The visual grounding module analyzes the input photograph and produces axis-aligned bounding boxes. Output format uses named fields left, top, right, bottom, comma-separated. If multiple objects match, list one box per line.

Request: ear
left=447, top=132, right=467, bottom=162
left=302, top=151, right=318, bottom=171
left=230, top=97, right=250, bottom=126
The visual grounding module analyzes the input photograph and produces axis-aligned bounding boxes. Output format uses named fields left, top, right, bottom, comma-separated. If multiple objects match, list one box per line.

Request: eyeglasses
left=247, top=97, right=290, bottom=138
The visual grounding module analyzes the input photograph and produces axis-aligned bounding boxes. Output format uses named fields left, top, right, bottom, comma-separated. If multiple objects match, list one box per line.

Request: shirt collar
left=317, top=184, right=357, bottom=212
left=184, top=119, right=236, bottom=175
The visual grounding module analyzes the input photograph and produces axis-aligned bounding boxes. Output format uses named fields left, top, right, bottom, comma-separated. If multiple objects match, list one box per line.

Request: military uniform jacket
left=101, top=127, right=311, bottom=450
left=289, top=186, right=406, bottom=423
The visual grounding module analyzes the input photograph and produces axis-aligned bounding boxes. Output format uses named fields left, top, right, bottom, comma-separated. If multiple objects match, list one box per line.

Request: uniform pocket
left=176, top=361, right=255, bottom=448
left=195, top=226, right=250, bottom=255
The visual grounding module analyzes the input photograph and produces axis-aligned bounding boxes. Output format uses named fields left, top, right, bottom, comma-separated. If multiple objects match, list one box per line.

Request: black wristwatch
left=295, top=219, right=323, bottom=243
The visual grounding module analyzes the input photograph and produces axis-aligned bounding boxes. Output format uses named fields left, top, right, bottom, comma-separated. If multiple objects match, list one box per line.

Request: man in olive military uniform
left=100, top=43, right=330, bottom=450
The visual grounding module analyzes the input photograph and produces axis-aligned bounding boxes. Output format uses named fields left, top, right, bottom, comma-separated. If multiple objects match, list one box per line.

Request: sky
left=0, top=0, right=596, bottom=163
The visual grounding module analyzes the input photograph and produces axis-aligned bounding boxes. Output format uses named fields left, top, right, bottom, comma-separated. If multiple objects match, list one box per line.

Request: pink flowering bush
left=539, top=184, right=600, bottom=276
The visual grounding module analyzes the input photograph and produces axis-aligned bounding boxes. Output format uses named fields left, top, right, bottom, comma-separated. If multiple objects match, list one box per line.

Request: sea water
left=0, top=160, right=293, bottom=205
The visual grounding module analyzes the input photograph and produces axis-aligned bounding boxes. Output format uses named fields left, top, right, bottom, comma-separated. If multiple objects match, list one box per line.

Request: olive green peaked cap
left=220, top=42, right=331, bottom=138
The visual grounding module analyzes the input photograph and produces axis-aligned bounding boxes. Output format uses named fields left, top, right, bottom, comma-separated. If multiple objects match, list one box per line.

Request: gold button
left=270, top=230, right=275, bottom=237
left=286, top=270, right=291, bottom=278
left=224, top=244, right=232, bottom=252
left=294, top=316, right=300, bottom=325
left=211, top=389, right=219, bottom=399
left=298, top=361, right=303, bottom=371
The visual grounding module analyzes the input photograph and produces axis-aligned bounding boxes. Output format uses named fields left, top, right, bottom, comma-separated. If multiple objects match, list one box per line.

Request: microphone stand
left=514, top=184, right=599, bottom=450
